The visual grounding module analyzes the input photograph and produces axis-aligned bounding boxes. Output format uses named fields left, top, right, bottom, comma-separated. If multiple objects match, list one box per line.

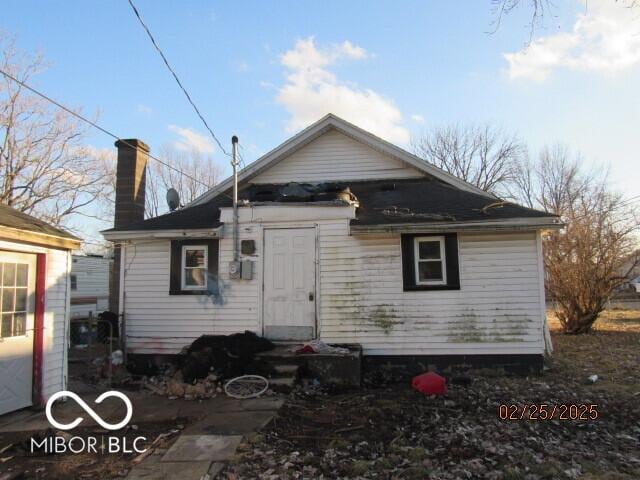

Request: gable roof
left=190, top=114, right=494, bottom=207
left=0, top=204, right=81, bottom=250
left=104, top=178, right=559, bottom=236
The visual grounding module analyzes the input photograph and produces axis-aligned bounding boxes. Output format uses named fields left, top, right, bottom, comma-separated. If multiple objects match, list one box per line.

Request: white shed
left=103, top=115, right=561, bottom=374
left=0, top=205, right=81, bottom=415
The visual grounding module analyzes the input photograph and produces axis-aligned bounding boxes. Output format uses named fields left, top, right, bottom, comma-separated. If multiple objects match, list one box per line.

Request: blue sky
left=3, top=0, right=639, bottom=239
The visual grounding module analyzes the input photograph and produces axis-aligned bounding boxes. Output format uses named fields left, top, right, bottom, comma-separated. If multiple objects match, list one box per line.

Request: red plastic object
left=411, top=372, right=448, bottom=395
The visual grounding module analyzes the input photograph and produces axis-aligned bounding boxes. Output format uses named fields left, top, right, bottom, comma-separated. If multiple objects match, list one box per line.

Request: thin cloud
left=504, top=0, right=640, bottom=81
left=137, top=104, right=153, bottom=115
left=411, top=114, right=425, bottom=124
left=276, top=37, right=409, bottom=144
left=168, top=125, right=215, bottom=154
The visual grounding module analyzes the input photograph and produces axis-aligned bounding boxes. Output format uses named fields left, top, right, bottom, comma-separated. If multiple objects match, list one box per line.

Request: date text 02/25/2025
left=498, top=404, right=599, bottom=421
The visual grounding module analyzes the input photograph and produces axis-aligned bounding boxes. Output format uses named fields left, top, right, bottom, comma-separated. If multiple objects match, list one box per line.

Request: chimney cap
left=115, top=139, right=150, bottom=152
left=232, top=135, right=239, bottom=144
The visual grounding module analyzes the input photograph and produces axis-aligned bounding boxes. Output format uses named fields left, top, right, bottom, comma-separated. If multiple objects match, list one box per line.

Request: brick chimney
left=109, top=139, right=149, bottom=314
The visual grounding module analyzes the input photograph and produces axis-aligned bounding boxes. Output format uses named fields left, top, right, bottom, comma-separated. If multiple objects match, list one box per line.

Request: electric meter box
left=228, top=260, right=241, bottom=279
left=241, top=260, right=253, bottom=280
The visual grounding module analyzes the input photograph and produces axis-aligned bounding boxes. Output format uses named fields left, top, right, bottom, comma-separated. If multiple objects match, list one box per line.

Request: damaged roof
left=106, top=178, right=557, bottom=233
left=349, top=178, right=555, bottom=225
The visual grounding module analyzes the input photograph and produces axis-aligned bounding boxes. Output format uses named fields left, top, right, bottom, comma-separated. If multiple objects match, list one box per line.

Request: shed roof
left=0, top=204, right=81, bottom=249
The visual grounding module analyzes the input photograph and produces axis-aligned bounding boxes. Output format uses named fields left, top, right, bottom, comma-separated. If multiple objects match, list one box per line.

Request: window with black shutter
left=169, top=239, right=219, bottom=295
left=401, top=233, right=460, bottom=291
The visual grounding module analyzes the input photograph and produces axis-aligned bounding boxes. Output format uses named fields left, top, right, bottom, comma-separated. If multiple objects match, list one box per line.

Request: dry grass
left=547, top=309, right=640, bottom=396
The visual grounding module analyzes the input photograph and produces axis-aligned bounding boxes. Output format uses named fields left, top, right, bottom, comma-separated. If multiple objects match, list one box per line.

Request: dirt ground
left=221, top=309, right=640, bottom=480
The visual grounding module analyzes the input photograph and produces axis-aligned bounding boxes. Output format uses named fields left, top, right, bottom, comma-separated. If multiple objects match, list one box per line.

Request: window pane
left=2, top=263, right=16, bottom=286
left=1, top=314, right=11, bottom=337
left=185, top=249, right=206, bottom=267
left=185, top=268, right=206, bottom=287
left=13, top=313, right=25, bottom=336
left=418, top=261, right=443, bottom=282
left=15, top=288, right=27, bottom=312
left=2, top=288, right=14, bottom=312
left=16, top=264, right=28, bottom=287
left=418, top=241, right=441, bottom=260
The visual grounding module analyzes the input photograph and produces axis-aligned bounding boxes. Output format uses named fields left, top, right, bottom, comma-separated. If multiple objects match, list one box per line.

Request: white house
left=0, top=205, right=81, bottom=415
left=103, top=115, right=561, bottom=374
left=70, top=254, right=112, bottom=319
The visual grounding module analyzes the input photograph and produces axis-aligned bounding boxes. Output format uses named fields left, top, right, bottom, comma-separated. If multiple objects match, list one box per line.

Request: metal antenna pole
left=232, top=136, right=239, bottom=262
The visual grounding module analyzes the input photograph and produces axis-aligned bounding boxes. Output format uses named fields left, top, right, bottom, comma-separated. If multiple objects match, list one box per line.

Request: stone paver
left=161, top=434, right=243, bottom=462
left=185, top=410, right=274, bottom=435
left=125, top=455, right=212, bottom=480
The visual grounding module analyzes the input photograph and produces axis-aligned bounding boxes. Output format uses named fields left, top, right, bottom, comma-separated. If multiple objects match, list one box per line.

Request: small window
left=170, top=239, right=219, bottom=295
left=0, top=262, right=29, bottom=338
left=181, top=245, right=208, bottom=290
left=401, top=233, right=460, bottom=291
left=414, top=237, right=447, bottom=285
left=70, top=274, right=77, bottom=290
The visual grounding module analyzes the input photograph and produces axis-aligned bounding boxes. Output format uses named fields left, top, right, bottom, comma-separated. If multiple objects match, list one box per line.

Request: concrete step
left=272, top=364, right=299, bottom=376
left=268, top=376, right=297, bottom=393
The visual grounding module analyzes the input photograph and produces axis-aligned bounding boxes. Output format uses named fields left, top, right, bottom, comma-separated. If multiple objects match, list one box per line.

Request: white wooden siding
left=123, top=220, right=544, bottom=356
left=123, top=225, right=260, bottom=354
left=0, top=240, right=71, bottom=400
left=251, top=130, right=424, bottom=184
left=317, top=228, right=545, bottom=355
left=71, top=255, right=111, bottom=318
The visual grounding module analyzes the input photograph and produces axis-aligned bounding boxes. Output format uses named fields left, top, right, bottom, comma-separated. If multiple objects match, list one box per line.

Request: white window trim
left=414, top=236, right=447, bottom=286
left=181, top=245, right=208, bottom=290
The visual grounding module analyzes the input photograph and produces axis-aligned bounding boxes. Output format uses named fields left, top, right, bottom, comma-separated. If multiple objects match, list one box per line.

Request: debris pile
left=140, top=331, right=276, bottom=400
left=143, top=368, right=223, bottom=400
left=181, top=331, right=274, bottom=383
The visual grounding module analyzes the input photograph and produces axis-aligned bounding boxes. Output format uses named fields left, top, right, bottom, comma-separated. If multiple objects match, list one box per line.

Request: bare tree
left=513, top=146, right=639, bottom=333
left=489, top=1, right=639, bottom=42
left=0, top=33, right=111, bottom=228
left=412, top=124, right=524, bottom=195
left=145, top=146, right=223, bottom=217
left=489, top=0, right=552, bottom=40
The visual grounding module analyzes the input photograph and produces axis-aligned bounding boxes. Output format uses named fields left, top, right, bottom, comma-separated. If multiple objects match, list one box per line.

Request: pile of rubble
left=143, top=367, right=224, bottom=400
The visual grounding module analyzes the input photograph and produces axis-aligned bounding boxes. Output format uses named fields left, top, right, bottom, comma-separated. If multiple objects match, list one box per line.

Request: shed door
left=0, top=251, right=36, bottom=415
left=263, top=228, right=316, bottom=340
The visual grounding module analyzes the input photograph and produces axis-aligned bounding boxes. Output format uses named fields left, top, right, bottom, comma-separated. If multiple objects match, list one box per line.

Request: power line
left=0, top=68, right=211, bottom=189
left=127, top=0, right=230, bottom=157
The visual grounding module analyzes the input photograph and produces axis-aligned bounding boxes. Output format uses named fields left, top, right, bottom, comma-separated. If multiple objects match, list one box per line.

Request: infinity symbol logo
left=45, top=391, right=133, bottom=431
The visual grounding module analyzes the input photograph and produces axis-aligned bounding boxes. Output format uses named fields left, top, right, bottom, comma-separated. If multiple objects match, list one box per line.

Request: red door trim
left=32, top=253, right=46, bottom=406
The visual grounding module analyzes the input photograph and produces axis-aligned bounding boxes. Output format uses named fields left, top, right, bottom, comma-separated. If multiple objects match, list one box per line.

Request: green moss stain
left=369, top=305, right=401, bottom=334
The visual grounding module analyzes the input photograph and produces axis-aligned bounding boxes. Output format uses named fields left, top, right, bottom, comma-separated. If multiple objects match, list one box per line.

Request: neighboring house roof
left=0, top=204, right=81, bottom=250
left=105, top=178, right=559, bottom=234
left=189, top=114, right=494, bottom=207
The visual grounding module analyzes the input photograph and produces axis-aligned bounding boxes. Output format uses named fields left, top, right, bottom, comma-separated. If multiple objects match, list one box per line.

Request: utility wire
left=0, top=68, right=211, bottom=189
left=127, top=0, right=230, bottom=156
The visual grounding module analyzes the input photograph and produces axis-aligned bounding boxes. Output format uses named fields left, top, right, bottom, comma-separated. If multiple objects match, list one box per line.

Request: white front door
left=0, top=251, right=37, bottom=415
left=263, top=228, right=316, bottom=340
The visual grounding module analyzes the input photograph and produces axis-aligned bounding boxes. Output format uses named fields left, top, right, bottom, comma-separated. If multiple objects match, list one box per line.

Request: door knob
left=308, top=292, right=314, bottom=301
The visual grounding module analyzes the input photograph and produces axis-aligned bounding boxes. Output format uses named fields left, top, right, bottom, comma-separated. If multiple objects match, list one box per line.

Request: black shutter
left=401, top=233, right=460, bottom=291
left=169, top=239, right=219, bottom=295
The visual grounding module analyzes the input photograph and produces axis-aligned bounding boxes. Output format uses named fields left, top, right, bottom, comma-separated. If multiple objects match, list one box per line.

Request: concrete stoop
left=258, top=343, right=363, bottom=388
left=266, top=356, right=301, bottom=394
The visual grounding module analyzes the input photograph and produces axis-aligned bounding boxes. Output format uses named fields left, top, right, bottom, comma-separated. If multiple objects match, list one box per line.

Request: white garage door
left=0, top=251, right=36, bottom=415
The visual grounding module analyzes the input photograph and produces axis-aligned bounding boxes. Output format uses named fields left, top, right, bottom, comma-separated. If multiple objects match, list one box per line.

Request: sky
left=2, top=0, right=639, bottom=243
